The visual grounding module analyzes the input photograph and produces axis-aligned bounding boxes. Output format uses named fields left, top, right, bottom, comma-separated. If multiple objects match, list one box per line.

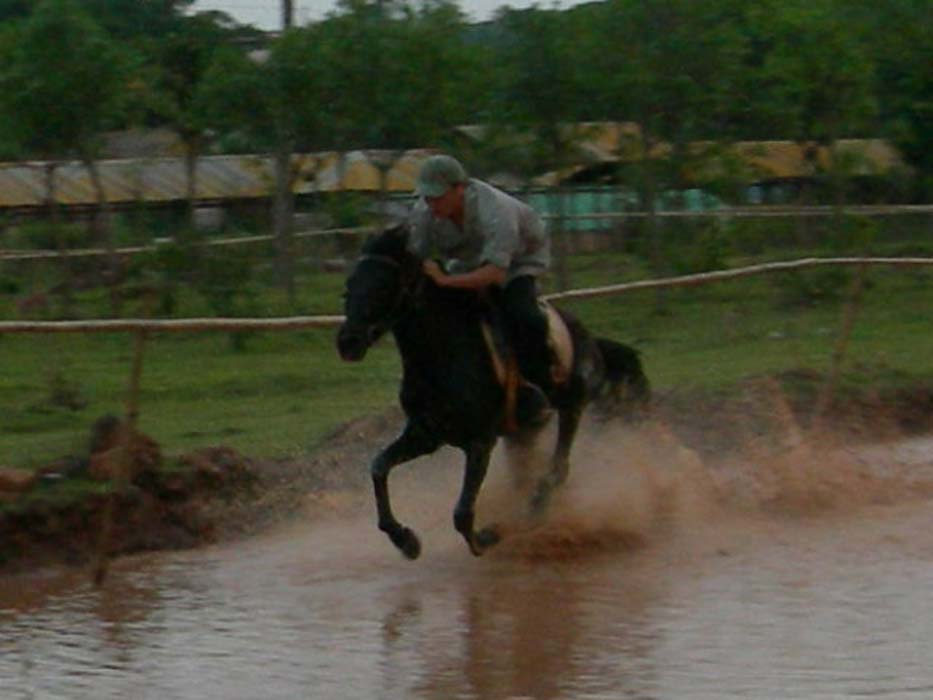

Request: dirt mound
left=0, top=407, right=410, bottom=575
left=0, top=437, right=259, bottom=575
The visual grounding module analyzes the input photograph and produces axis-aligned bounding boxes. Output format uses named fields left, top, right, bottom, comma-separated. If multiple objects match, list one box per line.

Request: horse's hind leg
left=371, top=422, right=439, bottom=560
left=453, top=439, right=501, bottom=556
left=530, top=402, right=583, bottom=516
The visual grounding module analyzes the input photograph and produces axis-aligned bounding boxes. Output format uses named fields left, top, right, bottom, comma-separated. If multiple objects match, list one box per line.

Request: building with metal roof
left=0, top=122, right=907, bottom=212
left=0, top=148, right=435, bottom=211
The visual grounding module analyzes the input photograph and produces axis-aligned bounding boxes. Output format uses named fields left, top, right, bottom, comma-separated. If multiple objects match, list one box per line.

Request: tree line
left=0, top=0, right=928, bottom=298
left=0, top=0, right=928, bottom=186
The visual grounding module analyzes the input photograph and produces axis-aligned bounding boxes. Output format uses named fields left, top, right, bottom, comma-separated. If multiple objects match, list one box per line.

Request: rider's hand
left=423, top=260, right=446, bottom=284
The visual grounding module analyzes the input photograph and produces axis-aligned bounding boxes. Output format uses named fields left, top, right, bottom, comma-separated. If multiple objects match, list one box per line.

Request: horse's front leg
left=453, top=438, right=501, bottom=556
left=371, top=422, right=440, bottom=560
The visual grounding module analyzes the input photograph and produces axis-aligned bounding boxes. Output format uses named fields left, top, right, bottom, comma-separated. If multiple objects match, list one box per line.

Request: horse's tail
left=595, top=338, right=651, bottom=417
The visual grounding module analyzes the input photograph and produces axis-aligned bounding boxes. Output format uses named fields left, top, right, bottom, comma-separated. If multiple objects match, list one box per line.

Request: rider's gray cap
left=415, top=155, right=468, bottom=198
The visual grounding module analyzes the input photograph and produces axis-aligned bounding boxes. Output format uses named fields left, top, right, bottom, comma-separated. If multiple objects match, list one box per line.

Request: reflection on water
left=3, top=505, right=933, bottom=700
left=2, top=436, right=933, bottom=700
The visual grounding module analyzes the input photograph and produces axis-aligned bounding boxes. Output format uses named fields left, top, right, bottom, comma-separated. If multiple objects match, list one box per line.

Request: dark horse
left=337, top=226, right=649, bottom=559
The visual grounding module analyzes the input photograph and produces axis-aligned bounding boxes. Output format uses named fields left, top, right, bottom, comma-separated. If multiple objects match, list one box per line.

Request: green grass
left=2, top=245, right=932, bottom=470
left=0, top=329, right=401, bottom=466
left=558, top=251, right=931, bottom=378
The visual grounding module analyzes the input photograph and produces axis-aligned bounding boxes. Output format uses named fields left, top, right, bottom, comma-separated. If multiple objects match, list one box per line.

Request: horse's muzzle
left=336, top=323, right=369, bottom=362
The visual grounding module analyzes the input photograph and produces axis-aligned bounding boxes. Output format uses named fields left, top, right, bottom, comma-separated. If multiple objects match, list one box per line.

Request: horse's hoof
left=465, top=529, right=497, bottom=557
left=394, top=527, right=422, bottom=560
left=475, top=526, right=501, bottom=551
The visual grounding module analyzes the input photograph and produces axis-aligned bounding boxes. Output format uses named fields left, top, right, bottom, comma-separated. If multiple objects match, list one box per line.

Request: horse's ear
left=362, top=222, right=410, bottom=258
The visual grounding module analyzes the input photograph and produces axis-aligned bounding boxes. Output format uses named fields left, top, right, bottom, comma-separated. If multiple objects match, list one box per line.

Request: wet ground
left=2, top=422, right=932, bottom=700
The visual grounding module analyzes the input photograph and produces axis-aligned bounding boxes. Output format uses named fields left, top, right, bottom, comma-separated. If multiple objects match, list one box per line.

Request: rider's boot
left=514, top=348, right=555, bottom=427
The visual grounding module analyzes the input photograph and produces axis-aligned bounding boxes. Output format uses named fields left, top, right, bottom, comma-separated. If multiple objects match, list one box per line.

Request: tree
left=855, top=0, right=933, bottom=195
left=0, top=0, right=130, bottom=157
left=265, top=27, right=334, bottom=300
left=491, top=6, right=588, bottom=289
left=195, top=47, right=267, bottom=147
left=0, top=0, right=131, bottom=222
left=140, top=13, right=239, bottom=219
left=198, top=26, right=334, bottom=301
left=315, top=0, right=474, bottom=200
left=0, top=0, right=29, bottom=21
left=81, top=0, right=195, bottom=39
left=752, top=0, right=876, bottom=146
left=749, top=0, right=877, bottom=241
left=493, top=7, right=582, bottom=172
left=0, top=0, right=133, bottom=310
left=577, top=0, right=749, bottom=286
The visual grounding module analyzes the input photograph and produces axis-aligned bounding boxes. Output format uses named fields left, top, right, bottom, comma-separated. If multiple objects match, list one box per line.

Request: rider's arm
left=423, top=260, right=506, bottom=289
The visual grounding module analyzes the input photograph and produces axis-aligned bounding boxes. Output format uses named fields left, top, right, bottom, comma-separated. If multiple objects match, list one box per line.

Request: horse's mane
left=361, top=225, right=411, bottom=261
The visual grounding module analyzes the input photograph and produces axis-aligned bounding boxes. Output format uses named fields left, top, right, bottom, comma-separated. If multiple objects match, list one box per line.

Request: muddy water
left=2, top=427, right=933, bottom=700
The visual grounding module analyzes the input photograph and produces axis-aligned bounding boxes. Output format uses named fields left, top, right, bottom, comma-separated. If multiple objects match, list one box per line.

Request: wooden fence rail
left=0, top=315, right=346, bottom=334
left=1, top=256, right=930, bottom=335
left=543, top=256, right=933, bottom=303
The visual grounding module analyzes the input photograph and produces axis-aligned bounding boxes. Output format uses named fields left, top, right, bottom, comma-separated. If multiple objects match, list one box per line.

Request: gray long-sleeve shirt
left=407, top=178, right=550, bottom=283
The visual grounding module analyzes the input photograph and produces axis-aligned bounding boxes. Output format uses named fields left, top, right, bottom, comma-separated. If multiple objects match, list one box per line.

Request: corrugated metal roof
left=0, top=162, right=49, bottom=207
left=0, top=149, right=435, bottom=208
left=0, top=127, right=906, bottom=209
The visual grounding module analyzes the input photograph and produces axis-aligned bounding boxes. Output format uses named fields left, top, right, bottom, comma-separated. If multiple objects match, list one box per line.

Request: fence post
left=811, top=263, right=869, bottom=431
left=92, top=322, right=149, bottom=587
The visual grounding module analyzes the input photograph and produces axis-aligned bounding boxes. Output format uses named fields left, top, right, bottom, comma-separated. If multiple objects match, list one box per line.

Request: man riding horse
left=338, top=168, right=649, bottom=557
left=407, top=154, right=553, bottom=427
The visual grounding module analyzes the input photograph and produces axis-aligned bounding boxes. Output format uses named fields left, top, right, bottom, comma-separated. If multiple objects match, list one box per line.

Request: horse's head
left=337, top=225, right=420, bottom=362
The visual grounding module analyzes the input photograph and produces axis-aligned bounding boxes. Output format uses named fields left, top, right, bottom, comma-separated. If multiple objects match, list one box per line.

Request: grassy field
left=2, top=228, right=932, bottom=470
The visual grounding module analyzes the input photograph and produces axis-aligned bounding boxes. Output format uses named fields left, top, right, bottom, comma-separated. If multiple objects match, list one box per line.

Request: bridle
left=351, top=252, right=424, bottom=333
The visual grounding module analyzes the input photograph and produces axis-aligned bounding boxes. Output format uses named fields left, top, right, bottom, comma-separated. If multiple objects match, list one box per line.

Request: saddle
left=481, top=301, right=574, bottom=433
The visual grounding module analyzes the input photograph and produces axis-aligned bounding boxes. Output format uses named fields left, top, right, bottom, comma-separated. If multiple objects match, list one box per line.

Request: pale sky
left=191, top=0, right=583, bottom=30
